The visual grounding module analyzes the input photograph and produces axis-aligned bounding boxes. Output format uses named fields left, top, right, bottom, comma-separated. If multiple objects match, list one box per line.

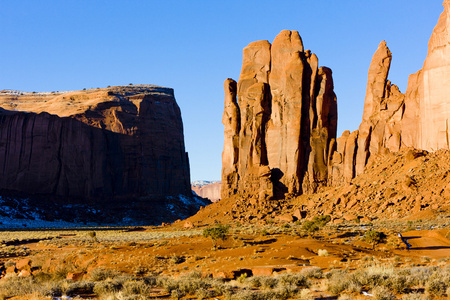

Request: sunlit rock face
left=330, top=0, right=450, bottom=184
left=221, top=30, right=337, bottom=200
left=403, top=0, right=450, bottom=151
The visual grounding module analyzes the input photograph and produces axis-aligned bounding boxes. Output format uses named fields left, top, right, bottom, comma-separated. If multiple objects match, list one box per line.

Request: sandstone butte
left=222, top=30, right=337, bottom=201
left=222, top=0, right=450, bottom=201
left=0, top=85, right=192, bottom=204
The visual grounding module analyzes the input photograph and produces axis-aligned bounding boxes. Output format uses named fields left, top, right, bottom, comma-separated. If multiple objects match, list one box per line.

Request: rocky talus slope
left=0, top=85, right=209, bottom=226
left=187, top=148, right=450, bottom=225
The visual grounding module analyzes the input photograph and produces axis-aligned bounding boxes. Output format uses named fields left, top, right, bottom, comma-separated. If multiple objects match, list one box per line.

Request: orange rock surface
left=222, top=30, right=337, bottom=200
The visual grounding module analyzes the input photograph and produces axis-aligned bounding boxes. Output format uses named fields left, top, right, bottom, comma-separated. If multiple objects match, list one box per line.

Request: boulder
left=343, top=214, right=359, bottom=221
left=18, top=270, right=32, bottom=277
left=15, top=258, right=31, bottom=271
left=67, top=271, right=85, bottom=281
left=183, top=221, right=194, bottom=229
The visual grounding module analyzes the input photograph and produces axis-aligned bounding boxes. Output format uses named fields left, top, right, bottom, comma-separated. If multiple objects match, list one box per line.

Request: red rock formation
left=192, top=181, right=221, bottom=202
left=402, top=0, right=450, bottom=151
left=331, top=0, right=450, bottom=184
left=222, top=30, right=337, bottom=200
left=0, top=85, right=191, bottom=200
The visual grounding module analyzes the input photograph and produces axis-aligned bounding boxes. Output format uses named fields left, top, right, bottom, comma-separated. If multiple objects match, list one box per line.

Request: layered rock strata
left=222, top=30, right=337, bottom=200
left=330, top=0, right=450, bottom=184
left=0, top=85, right=192, bottom=200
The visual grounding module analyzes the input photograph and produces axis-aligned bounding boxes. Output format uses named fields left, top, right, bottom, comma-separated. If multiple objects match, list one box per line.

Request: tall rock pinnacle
left=330, top=0, right=450, bottom=184
left=221, top=30, right=337, bottom=200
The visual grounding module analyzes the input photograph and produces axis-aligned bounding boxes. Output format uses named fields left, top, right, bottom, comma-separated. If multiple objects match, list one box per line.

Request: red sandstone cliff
left=0, top=85, right=191, bottom=200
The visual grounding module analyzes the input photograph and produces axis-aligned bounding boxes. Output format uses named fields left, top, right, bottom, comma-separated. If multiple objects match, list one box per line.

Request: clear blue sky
left=0, top=1, right=444, bottom=181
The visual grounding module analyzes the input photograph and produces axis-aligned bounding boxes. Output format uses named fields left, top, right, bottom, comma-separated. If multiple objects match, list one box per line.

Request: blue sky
left=0, top=1, right=444, bottom=181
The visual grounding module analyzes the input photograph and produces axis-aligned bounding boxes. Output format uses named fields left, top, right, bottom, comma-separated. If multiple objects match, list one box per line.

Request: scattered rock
left=15, top=258, right=31, bottom=270
left=67, top=271, right=85, bottom=281
left=18, top=270, right=31, bottom=277
left=184, top=221, right=194, bottom=229
left=277, top=214, right=295, bottom=223
left=343, top=214, right=359, bottom=222
left=5, top=266, right=16, bottom=274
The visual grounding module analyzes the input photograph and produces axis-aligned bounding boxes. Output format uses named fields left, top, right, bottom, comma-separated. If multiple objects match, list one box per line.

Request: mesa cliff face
left=0, top=86, right=191, bottom=200
left=330, top=0, right=450, bottom=184
left=222, top=30, right=337, bottom=200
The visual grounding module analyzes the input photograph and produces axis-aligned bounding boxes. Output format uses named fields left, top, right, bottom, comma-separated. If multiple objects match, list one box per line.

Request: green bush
left=203, top=224, right=230, bottom=248
left=364, top=230, right=387, bottom=250
left=313, top=215, right=331, bottom=227
left=302, top=221, right=319, bottom=236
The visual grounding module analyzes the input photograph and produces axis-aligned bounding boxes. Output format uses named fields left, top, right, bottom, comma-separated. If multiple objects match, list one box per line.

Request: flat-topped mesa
left=0, top=85, right=192, bottom=200
left=330, top=0, right=450, bottom=185
left=221, top=30, right=337, bottom=200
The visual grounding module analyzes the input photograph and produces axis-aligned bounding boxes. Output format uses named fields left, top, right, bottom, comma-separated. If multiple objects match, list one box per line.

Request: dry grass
left=0, top=220, right=448, bottom=299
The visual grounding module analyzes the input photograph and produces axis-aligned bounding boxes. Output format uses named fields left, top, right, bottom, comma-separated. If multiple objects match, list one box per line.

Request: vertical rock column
left=221, top=79, right=240, bottom=199
left=221, top=30, right=337, bottom=200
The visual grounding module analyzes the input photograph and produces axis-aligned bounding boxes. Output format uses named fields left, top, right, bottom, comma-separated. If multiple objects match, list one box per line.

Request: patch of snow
left=191, top=180, right=220, bottom=187
left=0, top=89, right=72, bottom=96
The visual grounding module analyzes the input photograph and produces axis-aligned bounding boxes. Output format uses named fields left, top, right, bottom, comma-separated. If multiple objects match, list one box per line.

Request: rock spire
left=330, top=0, right=450, bottom=184
left=221, top=30, right=337, bottom=200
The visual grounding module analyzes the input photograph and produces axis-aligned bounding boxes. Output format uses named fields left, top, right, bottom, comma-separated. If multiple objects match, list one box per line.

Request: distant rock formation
left=192, top=181, right=221, bottom=202
left=330, top=0, right=450, bottom=184
left=0, top=85, right=193, bottom=206
left=222, top=30, right=337, bottom=200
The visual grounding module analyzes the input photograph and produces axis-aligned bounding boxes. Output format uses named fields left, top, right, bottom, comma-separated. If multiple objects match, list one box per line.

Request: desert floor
left=0, top=217, right=449, bottom=299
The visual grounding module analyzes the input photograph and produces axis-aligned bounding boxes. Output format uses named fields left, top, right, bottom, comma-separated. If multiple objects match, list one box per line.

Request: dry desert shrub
left=260, top=276, right=278, bottom=289
left=65, top=280, right=95, bottom=296
left=90, top=267, right=119, bottom=281
left=424, top=278, right=447, bottom=297
left=273, top=283, right=299, bottom=299
left=296, top=288, right=314, bottom=300
left=276, top=273, right=309, bottom=289
left=93, top=279, right=123, bottom=295
left=325, top=269, right=350, bottom=295
left=405, top=266, right=436, bottom=286
left=195, top=287, right=215, bottom=299
left=0, top=276, right=38, bottom=299
left=300, top=266, right=323, bottom=279
left=121, top=279, right=152, bottom=296
left=401, top=292, right=429, bottom=300
left=317, top=249, right=329, bottom=257
left=226, top=289, right=279, bottom=300
left=371, top=285, right=395, bottom=300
